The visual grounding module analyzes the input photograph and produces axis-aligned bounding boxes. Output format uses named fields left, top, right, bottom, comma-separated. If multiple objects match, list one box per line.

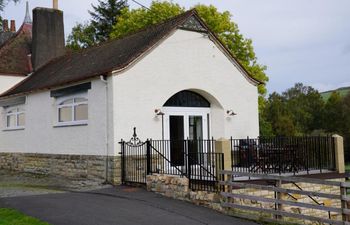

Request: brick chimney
left=31, top=7, right=65, bottom=71
left=10, top=20, right=16, bottom=32
left=2, top=19, right=9, bottom=32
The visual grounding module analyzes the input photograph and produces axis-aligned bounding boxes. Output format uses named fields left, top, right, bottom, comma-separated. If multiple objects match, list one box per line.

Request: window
left=5, top=106, right=25, bottom=129
left=57, top=96, right=88, bottom=126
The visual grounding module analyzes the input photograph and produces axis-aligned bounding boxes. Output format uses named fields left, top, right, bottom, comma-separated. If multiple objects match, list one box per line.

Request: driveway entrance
left=1, top=186, right=258, bottom=225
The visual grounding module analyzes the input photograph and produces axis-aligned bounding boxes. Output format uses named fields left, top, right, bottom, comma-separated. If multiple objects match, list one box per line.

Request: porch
left=119, top=130, right=343, bottom=192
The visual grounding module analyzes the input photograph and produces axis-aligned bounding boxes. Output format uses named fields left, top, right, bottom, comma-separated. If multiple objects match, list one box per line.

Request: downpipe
left=100, top=75, right=110, bottom=185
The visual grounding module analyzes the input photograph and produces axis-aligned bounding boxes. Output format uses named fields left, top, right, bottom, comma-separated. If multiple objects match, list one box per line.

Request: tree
left=263, top=92, right=296, bottom=136
left=66, top=23, right=97, bottom=50
left=259, top=113, right=274, bottom=136
left=282, top=83, right=324, bottom=134
left=323, top=92, right=344, bottom=133
left=342, top=92, right=350, bottom=135
left=66, top=0, right=128, bottom=49
left=110, top=1, right=268, bottom=97
left=261, top=83, right=325, bottom=136
left=89, top=0, right=128, bottom=42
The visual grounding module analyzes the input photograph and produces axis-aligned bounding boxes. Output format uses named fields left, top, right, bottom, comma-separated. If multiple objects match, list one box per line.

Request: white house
left=0, top=6, right=261, bottom=184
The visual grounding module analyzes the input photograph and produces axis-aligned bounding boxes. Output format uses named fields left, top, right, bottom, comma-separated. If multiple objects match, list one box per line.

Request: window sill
left=53, top=121, right=88, bottom=128
left=3, top=127, right=25, bottom=132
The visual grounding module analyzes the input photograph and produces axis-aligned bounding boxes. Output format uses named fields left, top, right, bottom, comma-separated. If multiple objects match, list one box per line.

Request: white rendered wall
left=0, top=29, right=259, bottom=156
left=0, top=75, right=25, bottom=94
left=112, top=29, right=259, bottom=154
left=0, top=79, right=108, bottom=155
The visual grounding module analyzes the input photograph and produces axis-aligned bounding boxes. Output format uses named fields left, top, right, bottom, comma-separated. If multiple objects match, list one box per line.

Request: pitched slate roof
left=0, top=31, right=15, bottom=46
left=0, top=23, right=32, bottom=76
left=2, top=9, right=261, bottom=98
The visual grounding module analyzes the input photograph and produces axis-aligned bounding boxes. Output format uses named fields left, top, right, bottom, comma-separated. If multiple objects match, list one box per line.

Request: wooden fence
left=220, top=171, right=350, bottom=225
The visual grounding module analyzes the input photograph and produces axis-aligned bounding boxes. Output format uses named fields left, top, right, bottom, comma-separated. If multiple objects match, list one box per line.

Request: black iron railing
left=120, top=137, right=224, bottom=192
left=150, top=139, right=223, bottom=192
left=121, top=130, right=338, bottom=192
left=231, top=136, right=336, bottom=175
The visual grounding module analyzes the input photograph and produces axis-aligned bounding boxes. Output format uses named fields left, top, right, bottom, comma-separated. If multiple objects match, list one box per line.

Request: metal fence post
left=120, top=139, right=126, bottom=184
left=186, top=139, right=192, bottom=190
left=318, top=135, right=323, bottom=173
left=146, top=139, right=151, bottom=175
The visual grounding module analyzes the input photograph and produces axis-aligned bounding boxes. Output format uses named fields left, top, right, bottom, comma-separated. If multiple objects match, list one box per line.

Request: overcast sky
left=2, top=0, right=350, bottom=94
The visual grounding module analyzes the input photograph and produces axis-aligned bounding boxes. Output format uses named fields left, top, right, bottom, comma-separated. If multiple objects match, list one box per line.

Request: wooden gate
left=220, top=171, right=350, bottom=225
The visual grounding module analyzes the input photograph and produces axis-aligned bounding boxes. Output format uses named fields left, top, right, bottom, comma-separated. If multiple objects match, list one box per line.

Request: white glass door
left=163, top=107, right=210, bottom=141
left=163, top=107, right=210, bottom=170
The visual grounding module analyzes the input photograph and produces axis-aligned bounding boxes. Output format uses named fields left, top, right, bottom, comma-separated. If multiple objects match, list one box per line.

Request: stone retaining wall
left=146, top=174, right=344, bottom=224
left=146, top=174, right=223, bottom=211
left=0, top=152, right=121, bottom=184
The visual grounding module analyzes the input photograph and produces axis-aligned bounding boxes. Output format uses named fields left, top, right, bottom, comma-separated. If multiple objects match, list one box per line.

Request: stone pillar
left=215, top=138, right=232, bottom=171
left=333, top=134, right=345, bottom=173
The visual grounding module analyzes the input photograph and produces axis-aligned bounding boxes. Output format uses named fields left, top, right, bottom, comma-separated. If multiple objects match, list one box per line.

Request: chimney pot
left=2, top=19, right=9, bottom=32
left=10, top=20, right=16, bottom=32
left=53, top=0, right=58, bottom=9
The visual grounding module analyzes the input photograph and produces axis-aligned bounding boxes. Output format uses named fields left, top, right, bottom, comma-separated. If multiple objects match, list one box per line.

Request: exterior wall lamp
left=226, top=110, right=237, bottom=116
left=155, top=109, right=165, bottom=140
left=155, top=109, right=164, bottom=116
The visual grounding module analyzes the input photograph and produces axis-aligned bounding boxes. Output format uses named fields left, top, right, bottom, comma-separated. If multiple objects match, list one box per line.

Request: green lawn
left=0, top=208, right=50, bottom=225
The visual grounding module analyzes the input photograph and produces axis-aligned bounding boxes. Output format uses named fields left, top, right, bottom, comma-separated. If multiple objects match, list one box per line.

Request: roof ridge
left=68, top=9, right=195, bottom=55
left=29, top=9, right=196, bottom=77
left=0, top=8, right=261, bottom=98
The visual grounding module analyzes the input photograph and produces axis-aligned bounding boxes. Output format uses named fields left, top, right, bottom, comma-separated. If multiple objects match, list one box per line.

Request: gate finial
left=133, top=127, right=137, bottom=139
left=127, top=127, right=142, bottom=146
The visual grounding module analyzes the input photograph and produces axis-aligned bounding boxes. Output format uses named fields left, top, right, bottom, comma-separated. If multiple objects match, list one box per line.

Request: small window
left=5, top=106, right=25, bottom=129
left=57, top=96, right=88, bottom=126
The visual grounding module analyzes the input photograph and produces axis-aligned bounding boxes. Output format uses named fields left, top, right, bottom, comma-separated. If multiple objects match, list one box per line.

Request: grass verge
left=0, top=208, right=50, bottom=225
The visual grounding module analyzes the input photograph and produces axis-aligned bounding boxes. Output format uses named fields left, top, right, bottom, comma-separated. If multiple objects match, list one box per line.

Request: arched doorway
left=163, top=90, right=211, bottom=166
left=163, top=90, right=211, bottom=140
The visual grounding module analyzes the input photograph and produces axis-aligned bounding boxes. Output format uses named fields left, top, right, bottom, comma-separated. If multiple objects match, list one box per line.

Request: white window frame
left=4, top=105, right=25, bottom=130
left=163, top=107, right=211, bottom=141
left=55, top=93, right=88, bottom=127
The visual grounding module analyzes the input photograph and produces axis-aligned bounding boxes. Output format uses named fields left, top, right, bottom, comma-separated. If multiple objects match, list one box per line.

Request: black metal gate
left=120, top=128, right=224, bottom=191
left=120, top=128, right=151, bottom=185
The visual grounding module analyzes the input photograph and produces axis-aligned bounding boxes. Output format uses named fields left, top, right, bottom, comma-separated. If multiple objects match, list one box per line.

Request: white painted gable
left=112, top=28, right=259, bottom=151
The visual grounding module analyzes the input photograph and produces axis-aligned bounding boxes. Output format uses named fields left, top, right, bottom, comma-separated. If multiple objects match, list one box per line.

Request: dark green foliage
left=323, top=92, right=344, bottom=133
left=261, top=83, right=350, bottom=162
left=66, top=0, right=128, bottom=49
left=66, top=23, right=98, bottom=50
left=282, top=83, right=324, bottom=134
left=262, top=83, right=324, bottom=136
left=342, top=93, right=350, bottom=135
left=89, top=0, right=128, bottom=42
left=259, top=113, right=274, bottom=136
